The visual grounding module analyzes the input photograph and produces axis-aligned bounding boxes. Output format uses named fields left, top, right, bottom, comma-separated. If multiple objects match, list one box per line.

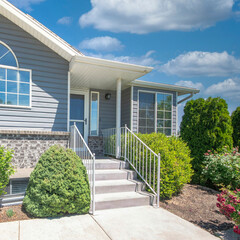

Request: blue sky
left=9, top=0, right=240, bottom=126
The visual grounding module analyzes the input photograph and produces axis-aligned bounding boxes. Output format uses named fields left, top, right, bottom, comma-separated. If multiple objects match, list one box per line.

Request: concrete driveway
left=0, top=206, right=218, bottom=240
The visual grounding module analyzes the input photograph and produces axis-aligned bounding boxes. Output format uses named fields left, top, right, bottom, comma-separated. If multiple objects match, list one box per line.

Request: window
left=138, top=91, right=173, bottom=136
left=156, top=94, right=172, bottom=136
left=90, top=92, right=99, bottom=136
left=0, top=42, right=31, bottom=107
left=7, top=179, right=29, bottom=195
left=139, top=92, right=155, bottom=134
left=0, top=42, right=18, bottom=67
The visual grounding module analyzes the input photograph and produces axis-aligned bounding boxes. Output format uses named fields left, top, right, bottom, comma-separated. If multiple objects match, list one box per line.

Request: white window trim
left=0, top=65, right=32, bottom=109
left=137, top=90, right=173, bottom=136
left=0, top=40, right=19, bottom=68
left=90, top=91, right=99, bottom=136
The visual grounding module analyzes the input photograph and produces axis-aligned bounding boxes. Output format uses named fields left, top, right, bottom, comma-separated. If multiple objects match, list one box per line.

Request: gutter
left=177, top=93, right=194, bottom=104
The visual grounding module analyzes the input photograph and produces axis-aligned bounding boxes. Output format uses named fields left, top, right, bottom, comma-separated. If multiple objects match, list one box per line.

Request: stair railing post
left=124, top=125, right=127, bottom=161
left=157, top=153, right=161, bottom=207
left=73, top=122, right=76, bottom=153
left=92, top=153, right=95, bottom=215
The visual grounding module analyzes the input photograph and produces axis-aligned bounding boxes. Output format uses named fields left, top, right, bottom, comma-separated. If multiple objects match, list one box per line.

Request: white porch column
left=116, top=78, right=122, bottom=159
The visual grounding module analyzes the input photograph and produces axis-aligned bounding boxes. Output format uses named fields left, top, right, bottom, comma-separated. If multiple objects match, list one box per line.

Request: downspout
left=177, top=93, right=194, bottom=104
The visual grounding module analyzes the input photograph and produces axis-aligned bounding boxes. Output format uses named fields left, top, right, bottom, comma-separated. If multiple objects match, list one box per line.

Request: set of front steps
left=1, top=158, right=154, bottom=211
left=93, top=158, right=154, bottom=211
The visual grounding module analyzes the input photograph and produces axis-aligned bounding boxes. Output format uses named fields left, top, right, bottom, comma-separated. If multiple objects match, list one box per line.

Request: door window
left=70, top=94, right=85, bottom=137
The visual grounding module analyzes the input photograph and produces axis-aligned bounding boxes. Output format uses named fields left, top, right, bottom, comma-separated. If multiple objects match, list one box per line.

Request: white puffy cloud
left=79, top=0, right=234, bottom=34
left=9, top=0, right=45, bottom=11
left=79, top=36, right=124, bottom=52
left=57, top=17, right=73, bottom=26
left=175, top=80, right=204, bottom=90
left=85, top=50, right=160, bottom=67
left=205, top=78, right=240, bottom=100
left=160, top=51, right=240, bottom=77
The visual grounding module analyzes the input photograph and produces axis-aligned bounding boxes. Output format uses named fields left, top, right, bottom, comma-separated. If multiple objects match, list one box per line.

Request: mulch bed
left=0, top=205, right=32, bottom=223
left=160, top=184, right=234, bottom=235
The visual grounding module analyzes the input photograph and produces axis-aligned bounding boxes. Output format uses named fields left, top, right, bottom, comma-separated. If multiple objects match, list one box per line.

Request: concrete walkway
left=0, top=206, right=219, bottom=240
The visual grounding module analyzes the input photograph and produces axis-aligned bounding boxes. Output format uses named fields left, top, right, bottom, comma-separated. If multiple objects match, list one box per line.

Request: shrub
left=136, top=133, right=193, bottom=198
left=232, top=106, right=240, bottom=147
left=23, top=145, right=91, bottom=218
left=216, top=188, right=240, bottom=235
left=202, top=148, right=240, bottom=189
left=0, top=146, right=14, bottom=196
left=180, top=97, right=233, bottom=183
left=6, top=209, right=15, bottom=218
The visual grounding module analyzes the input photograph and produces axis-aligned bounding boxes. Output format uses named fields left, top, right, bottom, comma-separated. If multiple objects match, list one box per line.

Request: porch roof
left=69, top=56, right=153, bottom=91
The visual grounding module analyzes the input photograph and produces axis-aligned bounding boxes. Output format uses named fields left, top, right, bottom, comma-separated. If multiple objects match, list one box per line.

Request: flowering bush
left=202, top=147, right=240, bottom=189
left=216, top=188, right=240, bottom=234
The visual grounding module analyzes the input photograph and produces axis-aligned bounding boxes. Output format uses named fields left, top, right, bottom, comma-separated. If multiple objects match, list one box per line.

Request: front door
left=70, top=91, right=89, bottom=142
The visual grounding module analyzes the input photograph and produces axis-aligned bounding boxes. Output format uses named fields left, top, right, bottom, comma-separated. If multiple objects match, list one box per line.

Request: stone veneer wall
left=0, top=130, right=70, bottom=168
left=88, top=136, right=103, bottom=156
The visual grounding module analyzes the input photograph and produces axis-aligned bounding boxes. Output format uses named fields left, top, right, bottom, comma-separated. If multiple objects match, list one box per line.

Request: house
left=0, top=0, right=199, bottom=208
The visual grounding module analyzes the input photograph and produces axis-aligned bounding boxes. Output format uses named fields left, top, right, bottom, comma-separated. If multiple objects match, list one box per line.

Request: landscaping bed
left=0, top=205, right=32, bottom=223
left=160, top=184, right=234, bottom=235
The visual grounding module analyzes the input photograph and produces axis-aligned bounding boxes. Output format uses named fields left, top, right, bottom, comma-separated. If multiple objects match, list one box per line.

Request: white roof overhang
left=69, top=56, right=153, bottom=90
left=131, top=80, right=200, bottom=96
left=0, top=0, right=83, bottom=62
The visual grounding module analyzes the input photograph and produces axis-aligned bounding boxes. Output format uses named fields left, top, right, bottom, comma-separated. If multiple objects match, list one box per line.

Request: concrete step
left=95, top=169, right=137, bottom=181
left=95, top=191, right=151, bottom=211
left=94, top=159, right=128, bottom=170
left=95, top=179, right=145, bottom=194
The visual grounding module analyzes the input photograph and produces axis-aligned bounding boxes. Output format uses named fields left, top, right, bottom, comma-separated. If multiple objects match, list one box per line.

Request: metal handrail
left=70, top=124, right=95, bottom=215
left=102, top=125, right=161, bottom=207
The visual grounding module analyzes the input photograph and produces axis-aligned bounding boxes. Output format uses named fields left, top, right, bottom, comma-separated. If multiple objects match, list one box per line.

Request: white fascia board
left=70, top=55, right=153, bottom=74
left=131, top=80, right=200, bottom=96
left=0, top=0, right=83, bottom=61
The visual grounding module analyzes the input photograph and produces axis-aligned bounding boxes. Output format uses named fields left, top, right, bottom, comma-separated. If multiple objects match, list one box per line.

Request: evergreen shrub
left=23, top=145, right=90, bottom=217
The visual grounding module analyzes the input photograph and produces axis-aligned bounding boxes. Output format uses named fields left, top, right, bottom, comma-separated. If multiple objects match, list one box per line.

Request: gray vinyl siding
left=90, top=89, right=116, bottom=135
left=132, top=86, right=177, bottom=135
left=121, top=87, right=131, bottom=128
left=0, top=15, right=69, bottom=131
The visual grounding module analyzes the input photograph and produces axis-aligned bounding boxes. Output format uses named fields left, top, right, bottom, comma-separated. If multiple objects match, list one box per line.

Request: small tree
left=0, top=146, right=14, bottom=196
left=180, top=97, right=233, bottom=183
left=23, top=145, right=91, bottom=218
left=232, top=106, right=240, bottom=147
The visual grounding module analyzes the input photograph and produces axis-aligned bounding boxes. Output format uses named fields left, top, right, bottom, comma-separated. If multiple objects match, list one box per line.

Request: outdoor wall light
left=105, top=93, right=111, bottom=100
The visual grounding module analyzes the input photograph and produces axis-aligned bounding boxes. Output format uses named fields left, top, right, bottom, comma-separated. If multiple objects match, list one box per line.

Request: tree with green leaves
left=232, top=106, right=240, bottom=147
left=180, top=97, right=233, bottom=184
left=0, top=146, right=15, bottom=196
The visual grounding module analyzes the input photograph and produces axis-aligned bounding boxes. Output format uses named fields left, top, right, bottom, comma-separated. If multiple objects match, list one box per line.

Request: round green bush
left=180, top=97, right=233, bottom=183
left=137, top=133, right=193, bottom=198
left=23, top=145, right=91, bottom=218
left=232, top=106, right=240, bottom=147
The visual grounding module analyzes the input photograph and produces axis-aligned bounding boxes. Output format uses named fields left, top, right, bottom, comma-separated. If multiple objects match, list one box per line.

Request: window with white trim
left=90, top=92, right=99, bottom=136
left=138, top=91, right=173, bottom=136
left=0, top=42, right=31, bottom=107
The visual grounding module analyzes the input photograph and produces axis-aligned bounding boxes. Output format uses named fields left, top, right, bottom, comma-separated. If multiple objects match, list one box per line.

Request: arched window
left=0, top=41, right=18, bottom=67
left=0, top=41, right=31, bottom=107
